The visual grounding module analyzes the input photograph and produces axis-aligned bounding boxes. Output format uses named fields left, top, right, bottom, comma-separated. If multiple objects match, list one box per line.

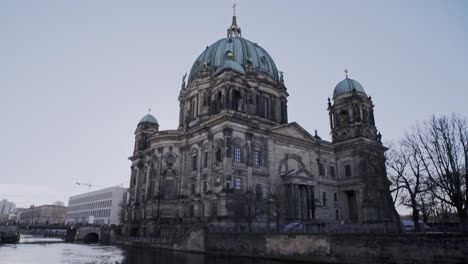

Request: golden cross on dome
left=233, top=3, right=236, bottom=16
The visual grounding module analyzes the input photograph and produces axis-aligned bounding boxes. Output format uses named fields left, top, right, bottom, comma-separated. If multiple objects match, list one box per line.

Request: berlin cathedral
left=122, top=14, right=399, bottom=236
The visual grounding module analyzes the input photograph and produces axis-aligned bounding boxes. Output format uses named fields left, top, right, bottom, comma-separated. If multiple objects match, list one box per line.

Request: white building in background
left=0, top=199, right=16, bottom=216
left=53, top=201, right=65, bottom=207
left=66, top=186, right=127, bottom=225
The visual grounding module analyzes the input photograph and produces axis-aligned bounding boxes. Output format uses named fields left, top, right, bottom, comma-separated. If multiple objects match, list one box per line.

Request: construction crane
left=75, top=182, right=94, bottom=192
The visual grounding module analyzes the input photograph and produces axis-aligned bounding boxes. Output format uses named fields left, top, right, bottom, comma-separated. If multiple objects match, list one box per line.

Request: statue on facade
left=181, top=72, right=187, bottom=90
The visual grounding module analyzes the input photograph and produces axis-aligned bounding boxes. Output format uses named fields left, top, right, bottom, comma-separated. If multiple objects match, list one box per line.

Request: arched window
left=232, top=90, right=243, bottom=111
left=263, top=96, right=270, bottom=118
left=191, top=150, right=198, bottom=171
left=233, top=145, right=242, bottom=163
left=203, top=151, right=209, bottom=168
left=131, top=175, right=136, bottom=188
left=281, top=99, right=287, bottom=123
left=215, top=147, right=222, bottom=164
left=253, top=150, right=261, bottom=167
left=340, top=110, right=348, bottom=125
left=217, top=91, right=223, bottom=110
left=142, top=166, right=148, bottom=184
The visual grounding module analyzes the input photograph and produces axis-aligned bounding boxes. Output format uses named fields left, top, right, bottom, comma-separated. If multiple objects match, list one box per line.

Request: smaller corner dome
left=333, top=78, right=366, bottom=98
left=138, top=114, right=159, bottom=126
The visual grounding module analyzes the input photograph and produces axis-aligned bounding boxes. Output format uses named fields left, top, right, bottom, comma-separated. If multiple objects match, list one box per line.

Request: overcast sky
left=1, top=1, right=467, bottom=213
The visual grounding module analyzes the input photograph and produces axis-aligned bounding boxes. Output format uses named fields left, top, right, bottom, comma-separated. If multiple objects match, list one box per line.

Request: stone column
left=144, top=165, right=150, bottom=199
left=310, top=186, right=315, bottom=219
left=223, top=128, right=233, bottom=188
left=246, top=132, right=253, bottom=191
left=135, top=165, right=141, bottom=203
left=156, top=148, right=164, bottom=197
left=197, top=142, right=203, bottom=194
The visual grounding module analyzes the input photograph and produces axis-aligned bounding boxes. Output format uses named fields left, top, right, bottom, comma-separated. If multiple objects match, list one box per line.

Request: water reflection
left=119, top=246, right=298, bottom=264
left=0, top=235, right=125, bottom=264
left=0, top=235, right=304, bottom=264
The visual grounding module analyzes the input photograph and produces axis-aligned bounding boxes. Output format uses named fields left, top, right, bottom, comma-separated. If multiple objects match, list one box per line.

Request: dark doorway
left=346, top=191, right=358, bottom=221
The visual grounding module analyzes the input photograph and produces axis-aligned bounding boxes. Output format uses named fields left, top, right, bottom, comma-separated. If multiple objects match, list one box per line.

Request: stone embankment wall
left=205, top=233, right=468, bottom=264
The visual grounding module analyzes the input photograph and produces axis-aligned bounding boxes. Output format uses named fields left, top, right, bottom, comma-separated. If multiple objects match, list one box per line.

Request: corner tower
left=328, top=70, right=380, bottom=143
left=133, top=111, right=159, bottom=154
left=328, top=71, right=399, bottom=226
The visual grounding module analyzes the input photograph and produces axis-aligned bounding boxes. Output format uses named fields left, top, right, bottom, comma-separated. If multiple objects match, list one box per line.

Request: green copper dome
left=138, top=114, right=158, bottom=126
left=333, top=78, right=366, bottom=98
left=188, top=37, right=279, bottom=83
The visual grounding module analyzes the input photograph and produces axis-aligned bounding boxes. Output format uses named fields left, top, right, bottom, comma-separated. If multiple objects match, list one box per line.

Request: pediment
left=281, top=168, right=317, bottom=186
left=271, top=122, right=315, bottom=141
left=284, top=168, right=312, bottom=178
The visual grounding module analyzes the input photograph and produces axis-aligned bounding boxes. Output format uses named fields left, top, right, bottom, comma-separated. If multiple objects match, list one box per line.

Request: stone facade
left=19, top=205, right=67, bottom=225
left=122, top=16, right=399, bottom=237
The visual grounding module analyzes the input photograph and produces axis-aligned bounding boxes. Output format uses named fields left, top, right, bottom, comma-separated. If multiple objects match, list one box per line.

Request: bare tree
left=268, top=184, right=287, bottom=232
left=386, top=144, right=406, bottom=206
left=228, top=191, right=258, bottom=232
left=387, top=136, right=430, bottom=231
left=407, top=114, right=467, bottom=232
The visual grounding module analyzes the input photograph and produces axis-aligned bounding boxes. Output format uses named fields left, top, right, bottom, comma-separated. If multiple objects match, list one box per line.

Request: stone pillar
left=246, top=132, right=253, bottom=191
left=144, top=165, right=150, bottom=199
left=179, top=101, right=183, bottom=128
left=310, top=186, right=315, bottom=219
left=223, top=128, right=233, bottom=188
left=293, top=184, right=299, bottom=219
left=286, top=184, right=293, bottom=218
left=196, top=143, right=202, bottom=194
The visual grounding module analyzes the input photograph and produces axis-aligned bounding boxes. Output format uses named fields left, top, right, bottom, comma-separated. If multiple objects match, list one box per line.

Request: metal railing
left=115, top=235, right=174, bottom=245
left=206, top=221, right=399, bottom=234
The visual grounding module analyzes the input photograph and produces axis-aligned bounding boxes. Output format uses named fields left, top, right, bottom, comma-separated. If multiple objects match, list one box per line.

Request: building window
left=215, top=147, right=222, bottom=164
left=203, top=181, right=208, bottom=194
left=253, top=150, right=261, bottom=167
left=255, top=184, right=263, bottom=201
left=233, top=146, right=241, bottom=163
left=189, top=205, right=194, bottom=217
left=190, top=183, right=196, bottom=196
left=335, top=210, right=339, bottom=221
left=234, top=177, right=241, bottom=190
left=191, top=154, right=198, bottom=170
left=318, top=161, right=325, bottom=176
left=210, top=202, right=217, bottom=217
left=322, top=192, right=327, bottom=207
left=334, top=192, right=338, bottom=202
left=204, top=151, right=209, bottom=168
left=345, top=165, right=351, bottom=177
left=329, top=166, right=336, bottom=178
left=263, top=97, right=269, bottom=118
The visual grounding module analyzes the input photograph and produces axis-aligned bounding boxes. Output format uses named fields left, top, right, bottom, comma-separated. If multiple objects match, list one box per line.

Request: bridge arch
left=82, top=232, right=99, bottom=243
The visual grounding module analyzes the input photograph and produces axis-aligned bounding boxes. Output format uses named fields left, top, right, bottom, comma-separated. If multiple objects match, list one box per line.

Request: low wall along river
left=204, top=232, right=468, bottom=264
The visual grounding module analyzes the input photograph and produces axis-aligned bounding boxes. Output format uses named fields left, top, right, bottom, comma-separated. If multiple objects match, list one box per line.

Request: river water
left=0, top=235, right=302, bottom=264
